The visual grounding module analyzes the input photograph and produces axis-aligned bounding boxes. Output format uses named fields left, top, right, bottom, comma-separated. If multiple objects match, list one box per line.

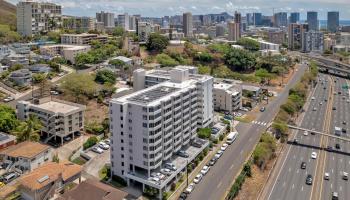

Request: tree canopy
left=12, top=114, right=42, bottom=142
left=0, top=104, right=19, bottom=133
left=146, top=33, right=169, bottom=52
left=156, top=53, right=179, bottom=67
left=237, top=38, right=260, bottom=51
left=95, top=69, right=116, bottom=85
left=224, top=48, right=256, bottom=72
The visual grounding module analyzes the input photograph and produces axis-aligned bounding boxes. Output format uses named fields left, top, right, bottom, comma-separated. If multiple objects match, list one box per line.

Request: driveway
left=53, top=135, right=90, bottom=160
left=83, top=149, right=110, bottom=178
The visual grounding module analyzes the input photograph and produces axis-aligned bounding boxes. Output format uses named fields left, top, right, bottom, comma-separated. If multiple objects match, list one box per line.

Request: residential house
left=9, top=69, right=32, bottom=86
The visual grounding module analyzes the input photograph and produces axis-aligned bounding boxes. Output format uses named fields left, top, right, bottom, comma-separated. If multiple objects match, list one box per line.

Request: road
left=186, top=64, right=307, bottom=200
left=266, top=73, right=333, bottom=200
left=320, top=77, right=350, bottom=200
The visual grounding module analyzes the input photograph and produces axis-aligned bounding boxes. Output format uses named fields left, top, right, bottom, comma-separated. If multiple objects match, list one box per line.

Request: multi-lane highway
left=266, top=73, right=333, bottom=200
left=185, top=64, right=307, bottom=200
left=320, top=77, right=350, bottom=200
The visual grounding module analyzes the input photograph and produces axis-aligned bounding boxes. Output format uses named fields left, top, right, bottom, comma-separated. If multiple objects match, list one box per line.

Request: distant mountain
left=0, top=0, right=16, bottom=29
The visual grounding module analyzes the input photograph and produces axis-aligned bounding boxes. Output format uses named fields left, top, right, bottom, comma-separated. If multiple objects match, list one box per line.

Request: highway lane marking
left=331, top=183, right=332, bottom=189
left=340, top=186, right=342, bottom=191
left=333, top=156, right=335, bottom=161
left=217, top=181, right=222, bottom=189
left=332, top=169, right=334, bottom=173
left=297, top=169, right=299, bottom=174
left=288, top=167, right=291, bottom=172
left=301, top=186, right=304, bottom=191
left=283, top=182, right=286, bottom=187
left=340, top=158, right=343, bottom=163
left=292, top=184, right=295, bottom=189
left=230, top=164, right=234, bottom=170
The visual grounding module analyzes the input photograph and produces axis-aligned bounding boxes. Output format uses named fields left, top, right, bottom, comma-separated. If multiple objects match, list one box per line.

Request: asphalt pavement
left=186, top=64, right=307, bottom=200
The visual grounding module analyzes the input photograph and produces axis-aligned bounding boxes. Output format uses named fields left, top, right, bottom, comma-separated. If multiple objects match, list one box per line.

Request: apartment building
left=228, top=21, right=241, bottom=41
left=62, top=16, right=95, bottom=32
left=96, top=11, right=115, bottom=28
left=0, top=45, right=10, bottom=59
left=213, top=82, right=242, bottom=113
left=9, top=69, right=32, bottom=86
left=117, top=13, right=130, bottom=30
left=18, top=161, right=82, bottom=200
left=137, top=22, right=152, bottom=43
left=17, top=98, right=86, bottom=145
left=302, top=31, right=324, bottom=53
left=17, top=1, right=62, bottom=37
left=288, top=23, right=309, bottom=50
left=0, top=141, right=52, bottom=172
left=109, top=68, right=213, bottom=198
left=61, top=33, right=108, bottom=45
left=183, top=12, right=193, bottom=38
left=40, top=44, right=91, bottom=64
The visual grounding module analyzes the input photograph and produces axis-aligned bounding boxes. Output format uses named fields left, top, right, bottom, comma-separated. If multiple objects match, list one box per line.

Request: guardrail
left=287, top=125, right=350, bottom=142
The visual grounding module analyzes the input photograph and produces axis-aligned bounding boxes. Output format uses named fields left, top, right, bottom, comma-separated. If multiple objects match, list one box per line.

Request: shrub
left=197, top=128, right=211, bottom=139
left=83, top=136, right=98, bottom=150
left=170, top=183, right=176, bottom=191
left=219, top=134, right=224, bottom=141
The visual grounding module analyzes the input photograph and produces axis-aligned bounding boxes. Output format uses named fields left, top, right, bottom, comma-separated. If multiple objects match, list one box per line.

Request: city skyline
left=5, top=0, right=350, bottom=19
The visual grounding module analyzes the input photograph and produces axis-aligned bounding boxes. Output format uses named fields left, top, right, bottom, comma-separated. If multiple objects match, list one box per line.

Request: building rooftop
left=57, top=179, right=133, bottom=200
left=0, top=132, right=16, bottom=146
left=19, top=161, right=82, bottom=190
left=127, top=86, right=180, bottom=104
left=19, top=99, right=85, bottom=115
left=112, top=56, right=133, bottom=63
left=0, top=141, right=50, bottom=159
left=41, top=44, right=90, bottom=50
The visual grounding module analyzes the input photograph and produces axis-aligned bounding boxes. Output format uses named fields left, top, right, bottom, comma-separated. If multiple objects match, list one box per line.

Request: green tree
left=52, top=154, right=60, bottom=163
left=113, top=27, right=125, bottom=37
left=0, top=25, right=21, bottom=44
left=13, top=114, right=43, bottom=142
left=32, top=73, right=47, bottom=84
left=195, top=52, right=213, bottom=63
left=255, top=68, right=275, bottom=85
left=48, top=61, right=60, bottom=72
left=237, top=38, right=260, bottom=51
left=197, top=128, right=211, bottom=139
left=47, top=31, right=61, bottom=43
left=146, top=33, right=169, bottom=52
left=156, top=54, right=179, bottom=67
left=95, top=69, right=116, bottom=84
left=224, top=48, right=256, bottom=72
left=9, top=64, right=23, bottom=72
left=0, top=104, right=19, bottom=133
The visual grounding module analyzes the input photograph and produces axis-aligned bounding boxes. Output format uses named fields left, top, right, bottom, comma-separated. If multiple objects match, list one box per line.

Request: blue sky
left=7, top=0, right=350, bottom=19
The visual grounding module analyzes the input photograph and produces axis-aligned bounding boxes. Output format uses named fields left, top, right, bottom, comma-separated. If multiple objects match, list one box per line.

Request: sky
left=7, top=0, right=350, bottom=19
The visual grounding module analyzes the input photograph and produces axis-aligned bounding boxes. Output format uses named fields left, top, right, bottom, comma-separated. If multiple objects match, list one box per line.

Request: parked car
left=92, top=147, right=104, bottom=154
left=104, top=139, right=110, bottom=145
left=63, top=136, right=72, bottom=142
left=164, top=163, right=177, bottom=171
left=179, top=192, right=187, bottom=200
left=185, top=183, right=195, bottom=194
left=209, top=158, right=216, bottom=166
left=260, top=107, right=266, bottom=112
left=301, top=162, right=306, bottom=169
left=50, top=90, right=59, bottom=95
left=335, top=143, right=340, bottom=150
left=177, top=150, right=189, bottom=158
left=200, top=165, right=210, bottom=175
left=193, top=174, right=203, bottom=184
left=215, top=150, right=224, bottom=158
left=221, top=144, right=228, bottom=151
left=3, top=96, right=14, bottom=102
left=98, top=142, right=109, bottom=150
left=160, top=168, right=172, bottom=175
left=191, top=140, right=202, bottom=148
left=306, top=174, right=313, bottom=185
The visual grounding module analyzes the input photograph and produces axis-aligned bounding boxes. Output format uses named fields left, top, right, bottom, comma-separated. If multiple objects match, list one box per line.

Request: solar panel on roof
left=127, top=86, right=179, bottom=104
left=37, top=175, right=49, bottom=183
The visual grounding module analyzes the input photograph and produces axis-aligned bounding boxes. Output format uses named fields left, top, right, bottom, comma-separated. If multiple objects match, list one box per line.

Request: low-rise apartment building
left=18, top=161, right=82, bottom=200
left=40, top=44, right=91, bottom=64
left=9, top=69, right=32, bottom=86
left=0, top=133, right=16, bottom=151
left=61, top=33, right=108, bottom=45
left=0, top=141, right=52, bottom=172
left=17, top=98, right=86, bottom=145
left=213, top=82, right=242, bottom=113
left=109, top=68, right=213, bottom=198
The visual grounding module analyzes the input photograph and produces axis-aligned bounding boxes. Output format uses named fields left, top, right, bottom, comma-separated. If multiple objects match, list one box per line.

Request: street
left=186, top=64, right=307, bottom=200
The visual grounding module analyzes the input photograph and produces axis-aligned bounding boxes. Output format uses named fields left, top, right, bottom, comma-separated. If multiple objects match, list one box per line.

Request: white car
left=311, top=152, right=317, bottom=159
left=303, top=131, right=308, bottom=136
left=221, top=144, right=228, bottom=151
left=185, top=183, right=195, bottom=194
left=201, top=165, right=210, bottom=175
left=50, top=90, right=59, bottom=95
left=98, top=142, right=109, bottom=150
left=92, top=147, right=104, bottom=154
left=193, top=174, right=203, bottom=184
left=324, top=172, right=330, bottom=180
left=215, top=150, right=223, bottom=158
left=3, top=96, right=14, bottom=102
left=319, top=102, right=323, bottom=105
left=311, top=97, right=315, bottom=100
left=160, top=168, right=172, bottom=175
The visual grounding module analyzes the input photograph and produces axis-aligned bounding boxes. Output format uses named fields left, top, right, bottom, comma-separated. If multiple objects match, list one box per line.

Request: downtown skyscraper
left=307, top=11, right=318, bottom=31
left=327, top=11, right=340, bottom=33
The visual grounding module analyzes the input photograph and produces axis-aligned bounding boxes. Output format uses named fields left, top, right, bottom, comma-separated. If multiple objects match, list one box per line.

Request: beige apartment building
left=16, top=98, right=86, bottom=145
left=40, top=44, right=91, bottom=64
left=17, top=1, right=62, bottom=37
left=61, top=33, right=108, bottom=45
left=213, top=82, right=242, bottom=113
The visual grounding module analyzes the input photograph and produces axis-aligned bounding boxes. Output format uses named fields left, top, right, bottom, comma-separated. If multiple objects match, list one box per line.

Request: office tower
left=327, top=11, right=340, bottom=33
left=110, top=67, right=213, bottom=198
left=307, top=11, right=318, bottom=31
left=246, top=13, right=253, bottom=26
left=302, top=31, right=324, bottom=52
left=96, top=11, right=115, bottom=28
left=17, top=1, right=62, bottom=37
left=228, top=21, right=241, bottom=41
left=183, top=12, right=193, bottom=38
left=253, top=13, right=262, bottom=26
left=216, top=24, right=225, bottom=37
left=117, top=13, right=129, bottom=30
left=288, top=23, right=309, bottom=50
left=234, top=11, right=242, bottom=33
left=274, top=12, right=288, bottom=27
left=290, top=12, right=300, bottom=24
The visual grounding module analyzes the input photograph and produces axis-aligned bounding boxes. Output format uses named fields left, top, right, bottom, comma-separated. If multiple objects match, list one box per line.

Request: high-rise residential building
left=246, top=13, right=253, bottom=26
left=302, top=31, right=324, bottom=52
left=129, top=15, right=141, bottom=31
left=234, top=11, right=242, bottom=33
left=288, top=23, right=309, bottom=50
left=110, top=67, right=213, bottom=198
left=274, top=12, right=288, bottom=27
left=228, top=21, right=241, bottom=41
left=96, top=11, right=115, bottom=28
left=17, top=1, right=62, bottom=37
left=183, top=12, right=193, bottom=38
left=117, top=13, right=130, bottom=30
left=216, top=24, right=225, bottom=37
left=290, top=12, right=300, bottom=24
left=62, top=16, right=95, bottom=32
left=138, top=22, right=152, bottom=43
left=253, top=13, right=262, bottom=26
left=307, top=11, right=318, bottom=31
left=327, top=11, right=340, bottom=33
left=268, top=31, right=286, bottom=44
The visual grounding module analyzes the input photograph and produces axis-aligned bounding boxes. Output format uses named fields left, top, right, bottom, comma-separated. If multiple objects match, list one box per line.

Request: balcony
left=173, top=125, right=181, bottom=133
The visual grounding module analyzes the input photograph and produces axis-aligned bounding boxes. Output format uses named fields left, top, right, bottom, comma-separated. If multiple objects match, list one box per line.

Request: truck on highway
left=226, top=132, right=238, bottom=144
left=335, top=126, right=342, bottom=136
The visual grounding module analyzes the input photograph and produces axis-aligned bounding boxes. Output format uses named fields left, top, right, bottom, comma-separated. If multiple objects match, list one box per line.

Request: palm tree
left=13, top=114, right=43, bottom=142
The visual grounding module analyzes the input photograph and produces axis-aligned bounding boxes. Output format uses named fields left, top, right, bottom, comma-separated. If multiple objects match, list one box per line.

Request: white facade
left=118, top=13, right=130, bottom=30
left=213, top=82, right=242, bottom=112
left=17, top=1, right=62, bottom=37
left=96, top=11, right=115, bottom=28
left=40, top=44, right=91, bottom=64
left=228, top=21, right=241, bottom=41
left=110, top=67, right=214, bottom=184
left=183, top=12, right=193, bottom=38
left=138, top=22, right=152, bottom=43
left=0, top=45, right=10, bottom=59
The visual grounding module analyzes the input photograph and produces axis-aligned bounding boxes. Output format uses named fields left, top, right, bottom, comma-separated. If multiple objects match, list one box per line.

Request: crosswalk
left=251, top=120, right=269, bottom=126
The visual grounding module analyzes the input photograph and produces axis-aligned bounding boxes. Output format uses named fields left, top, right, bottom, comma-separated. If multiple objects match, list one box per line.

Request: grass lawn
left=71, top=157, right=87, bottom=165
left=235, top=116, right=254, bottom=123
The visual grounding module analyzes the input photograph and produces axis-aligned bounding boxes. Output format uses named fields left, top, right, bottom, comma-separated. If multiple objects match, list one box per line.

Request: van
left=3, top=173, right=16, bottom=183
left=335, top=127, right=342, bottom=136
left=343, top=172, right=348, bottom=180
left=226, top=132, right=238, bottom=144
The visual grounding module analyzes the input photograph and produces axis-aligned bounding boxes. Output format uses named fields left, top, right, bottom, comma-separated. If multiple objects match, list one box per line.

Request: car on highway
left=326, top=146, right=333, bottom=152
left=303, top=131, right=308, bottom=136
left=200, top=165, right=210, bottom=175
left=343, top=172, right=348, bottom=180
left=185, top=183, right=195, bottom=194
left=335, top=143, right=340, bottom=149
left=332, top=192, right=339, bottom=200
left=221, top=144, right=228, bottom=151
left=324, top=172, right=330, bottom=180
left=313, top=107, right=317, bottom=111
left=193, top=174, right=203, bottom=184
left=347, top=99, right=350, bottom=103
left=319, top=102, right=323, bottom=105
left=311, top=97, right=315, bottom=100
left=301, top=162, right=306, bottom=169
left=332, top=107, right=336, bottom=110
left=306, top=174, right=313, bottom=185
left=311, top=152, right=317, bottom=159
left=92, top=147, right=104, bottom=154
left=342, top=128, right=347, bottom=133
left=293, top=139, right=299, bottom=144
left=260, top=107, right=266, bottom=112
left=310, top=128, right=316, bottom=135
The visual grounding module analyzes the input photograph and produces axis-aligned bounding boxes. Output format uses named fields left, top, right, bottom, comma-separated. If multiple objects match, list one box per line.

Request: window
left=121, top=124, right=123, bottom=128
left=143, top=115, right=147, bottom=120
left=121, top=131, right=123, bottom=136
left=142, top=123, right=147, bottom=128
left=128, top=119, right=132, bottom=123
left=120, top=105, right=123, bottom=112
left=121, top=139, right=124, bottom=143
left=121, top=154, right=124, bottom=158
left=130, top=156, right=133, bottom=160
left=120, top=116, right=123, bottom=120
left=121, top=162, right=124, bottom=166
left=129, top=134, right=132, bottom=138
left=121, top=147, right=124, bottom=151
left=142, top=107, right=147, bottom=112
